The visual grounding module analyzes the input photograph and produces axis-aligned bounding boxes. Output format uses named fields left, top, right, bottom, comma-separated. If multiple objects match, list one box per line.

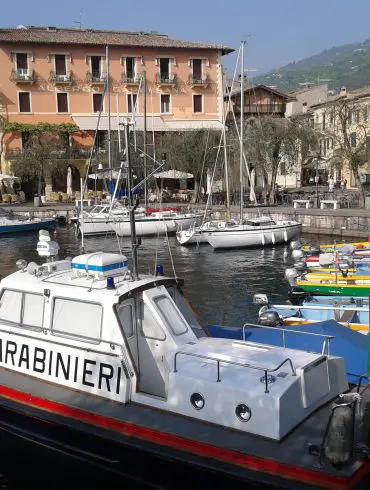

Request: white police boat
left=0, top=231, right=369, bottom=489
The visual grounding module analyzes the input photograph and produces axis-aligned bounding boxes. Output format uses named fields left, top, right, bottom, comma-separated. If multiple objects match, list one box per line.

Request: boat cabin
left=0, top=252, right=348, bottom=441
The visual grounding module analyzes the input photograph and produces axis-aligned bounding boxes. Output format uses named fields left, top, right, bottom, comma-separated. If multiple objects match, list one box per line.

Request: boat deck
left=1, top=367, right=370, bottom=489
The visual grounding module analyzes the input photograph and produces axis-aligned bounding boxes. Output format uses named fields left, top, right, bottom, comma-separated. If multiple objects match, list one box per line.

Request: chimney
left=340, top=87, right=347, bottom=96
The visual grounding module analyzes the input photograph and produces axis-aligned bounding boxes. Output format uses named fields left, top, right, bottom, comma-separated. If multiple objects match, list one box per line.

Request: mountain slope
left=254, top=40, right=370, bottom=92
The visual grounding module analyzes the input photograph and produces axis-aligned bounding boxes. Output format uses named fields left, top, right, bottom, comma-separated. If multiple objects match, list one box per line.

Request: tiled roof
left=227, top=84, right=295, bottom=100
left=0, top=26, right=233, bottom=54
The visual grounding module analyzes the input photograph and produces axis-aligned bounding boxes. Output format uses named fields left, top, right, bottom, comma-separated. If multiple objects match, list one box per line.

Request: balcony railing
left=236, top=103, right=286, bottom=115
left=121, top=73, right=141, bottom=85
left=10, top=69, right=36, bottom=84
left=155, top=73, right=177, bottom=86
left=86, top=72, right=107, bottom=84
left=188, top=74, right=209, bottom=87
left=49, top=71, right=73, bottom=85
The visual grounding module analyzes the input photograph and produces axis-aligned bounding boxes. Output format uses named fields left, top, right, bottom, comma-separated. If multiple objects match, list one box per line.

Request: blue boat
left=207, top=320, right=368, bottom=385
left=0, top=216, right=55, bottom=234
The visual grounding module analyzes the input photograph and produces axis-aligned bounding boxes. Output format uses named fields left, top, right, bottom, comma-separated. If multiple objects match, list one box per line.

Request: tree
left=228, top=115, right=318, bottom=204
left=158, top=130, right=222, bottom=202
left=10, top=133, right=72, bottom=203
left=319, top=96, right=369, bottom=207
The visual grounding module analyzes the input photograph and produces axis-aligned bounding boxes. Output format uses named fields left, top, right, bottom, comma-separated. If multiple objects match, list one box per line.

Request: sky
left=3, top=0, right=370, bottom=76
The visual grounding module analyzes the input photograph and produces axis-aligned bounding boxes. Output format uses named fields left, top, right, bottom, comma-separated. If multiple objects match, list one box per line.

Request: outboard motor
left=258, top=310, right=282, bottom=327
left=290, top=240, right=301, bottom=251
left=293, top=260, right=307, bottom=272
left=308, top=245, right=321, bottom=256
left=284, top=268, right=299, bottom=286
left=292, top=249, right=304, bottom=261
left=289, top=286, right=308, bottom=305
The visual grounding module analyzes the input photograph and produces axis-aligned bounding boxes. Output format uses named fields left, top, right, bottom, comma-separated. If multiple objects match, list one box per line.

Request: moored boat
left=205, top=217, right=302, bottom=249
left=0, top=211, right=55, bottom=234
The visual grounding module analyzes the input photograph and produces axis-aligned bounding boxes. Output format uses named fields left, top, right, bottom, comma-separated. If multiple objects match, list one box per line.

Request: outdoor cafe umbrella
left=67, top=167, right=72, bottom=196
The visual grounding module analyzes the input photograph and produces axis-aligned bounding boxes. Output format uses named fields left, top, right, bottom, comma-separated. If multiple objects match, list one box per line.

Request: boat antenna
left=123, top=118, right=140, bottom=279
left=239, top=40, right=245, bottom=223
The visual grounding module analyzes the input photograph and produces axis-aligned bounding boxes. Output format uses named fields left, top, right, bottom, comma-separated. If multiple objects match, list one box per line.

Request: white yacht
left=176, top=220, right=223, bottom=245
left=0, top=231, right=368, bottom=489
left=110, top=210, right=200, bottom=237
left=205, top=216, right=302, bottom=249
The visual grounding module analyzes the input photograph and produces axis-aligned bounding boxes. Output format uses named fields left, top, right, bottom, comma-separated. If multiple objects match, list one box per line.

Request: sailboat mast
left=222, top=70, right=230, bottom=221
left=239, top=41, right=245, bottom=222
left=106, top=45, right=112, bottom=185
left=124, top=119, right=139, bottom=279
left=143, top=69, right=148, bottom=208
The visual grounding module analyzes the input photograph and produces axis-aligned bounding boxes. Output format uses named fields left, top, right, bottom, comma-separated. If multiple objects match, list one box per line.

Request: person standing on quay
left=328, top=176, right=335, bottom=193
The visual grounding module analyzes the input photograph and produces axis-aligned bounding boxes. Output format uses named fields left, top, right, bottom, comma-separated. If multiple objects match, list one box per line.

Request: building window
left=18, top=92, right=31, bottom=113
left=93, top=93, right=103, bottom=113
left=159, top=58, right=170, bottom=77
left=280, top=161, right=286, bottom=176
left=192, top=59, right=202, bottom=80
left=125, top=57, right=135, bottom=79
left=322, top=113, right=326, bottom=130
left=55, top=54, right=67, bottom=76
left=57, top=92, right=69, bottom=113
left=193, top=94, right=203, bottom=113
left=364, top=106, right=370, bottom=122
left=329, top=111, right=334, bottom=124
left=127, top=93, right=138, bottom=113
left=91, top=55, right=102, bottom=79
left=350, top=132, right=357, bottom=148
left=160, top=94, right=171, bottom=114
left=16, top=53, right=28, bottom=74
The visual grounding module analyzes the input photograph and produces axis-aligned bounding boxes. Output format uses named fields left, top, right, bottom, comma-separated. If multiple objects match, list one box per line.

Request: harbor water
left=0, top=226, right=362, bottom=489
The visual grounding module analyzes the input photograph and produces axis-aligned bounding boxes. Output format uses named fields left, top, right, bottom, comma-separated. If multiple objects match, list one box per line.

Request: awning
left=72, top=115, right=224, bottom=132
left=154, top=170, right=194, bottom=179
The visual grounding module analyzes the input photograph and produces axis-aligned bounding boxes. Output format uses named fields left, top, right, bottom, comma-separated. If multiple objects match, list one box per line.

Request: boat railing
left=242, top=323, right=335, bottom=356
left=0, top=324, right=134, bottom=378
left=173, top=350, right=296, bottom=393
left=271, top=304, right=368, bottom=312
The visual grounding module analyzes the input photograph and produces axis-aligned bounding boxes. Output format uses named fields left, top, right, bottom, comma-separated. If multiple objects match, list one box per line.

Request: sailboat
left=1, top=118, right=370, bottom=489
left=204, top=42, right=301, bottom=249
left=78, top=60, right=200, bottom=238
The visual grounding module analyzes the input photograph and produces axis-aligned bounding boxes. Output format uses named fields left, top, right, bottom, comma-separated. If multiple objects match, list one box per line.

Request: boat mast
left=222, top=69, right=231, bottom=221
left=123, top=119, right=139, bottom=279
left=143, top=69, right=148, bottom=208
left=106, top=45, right=112, bottom=186
left=239, top=40, right=245, bottom=222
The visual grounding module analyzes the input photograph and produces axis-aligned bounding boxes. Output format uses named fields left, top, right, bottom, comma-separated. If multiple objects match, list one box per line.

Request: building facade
left=0, top=26, right=232, bottom=197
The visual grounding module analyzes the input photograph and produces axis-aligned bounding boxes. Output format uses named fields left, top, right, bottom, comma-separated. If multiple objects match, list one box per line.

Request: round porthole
left=235, top=404, right=252, bottom=422
left=190, top=393, right=205, bottom=410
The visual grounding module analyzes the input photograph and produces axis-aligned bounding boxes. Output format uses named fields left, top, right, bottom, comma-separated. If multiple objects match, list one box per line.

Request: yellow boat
left=297, top=272, right=370, bottom=297
left=302, top=241, right=370, bottom=253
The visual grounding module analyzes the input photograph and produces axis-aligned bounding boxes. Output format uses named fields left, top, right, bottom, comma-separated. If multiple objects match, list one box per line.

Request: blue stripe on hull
left=0, top=220, right=55, bottom=234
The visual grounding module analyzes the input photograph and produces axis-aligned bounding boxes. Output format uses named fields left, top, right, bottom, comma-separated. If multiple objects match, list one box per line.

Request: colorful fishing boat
left=302, top=241, right=370, bottom=254
left=296, top=272, right=370, bottom=297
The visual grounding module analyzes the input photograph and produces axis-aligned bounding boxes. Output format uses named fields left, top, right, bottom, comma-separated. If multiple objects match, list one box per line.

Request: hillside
left=254, top=39, right=370, bottom=92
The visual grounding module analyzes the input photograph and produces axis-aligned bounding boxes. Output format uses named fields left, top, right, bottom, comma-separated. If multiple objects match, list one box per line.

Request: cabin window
left=154, top=295, right=188, bottom=336
left=0, top=290, right=22, bottom=324
left=23, top=293, right=44, bottom=328
left=52, top=298, right=102, bottom=343
left=139, top=301, right=165, bottom=340
left=117, top=303, right=134, bottom=338
left=0, top=290, right=44, bottom=330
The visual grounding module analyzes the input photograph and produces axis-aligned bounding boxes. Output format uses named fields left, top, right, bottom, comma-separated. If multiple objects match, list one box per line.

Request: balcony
left=10, top=69, right=36, bottom=84
left=121, top=73, right=141, bottom=88
left=155, top=73, right=177, bottom=87
left=188, top=74, right=209, bottom=88
left=49, top=71, right=74, bottom=85
left=86, top=72, right=107, bottom=85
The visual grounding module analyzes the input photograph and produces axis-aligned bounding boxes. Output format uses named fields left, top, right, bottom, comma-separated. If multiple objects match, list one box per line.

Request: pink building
left=0, top=26, right=232, bottom=194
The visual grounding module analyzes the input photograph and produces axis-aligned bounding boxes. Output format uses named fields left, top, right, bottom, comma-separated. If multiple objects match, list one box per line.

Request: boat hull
left=176, top=229, right=209, bottom=245
left=0, top=219, right=55, bottom=234
left=298, top=282, right=370, bottom=297
left=206, top=223, right=301, bottom=249
left=1, top=382, right=369, bottom=490
left=111, top=216, right=198, bottom=237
